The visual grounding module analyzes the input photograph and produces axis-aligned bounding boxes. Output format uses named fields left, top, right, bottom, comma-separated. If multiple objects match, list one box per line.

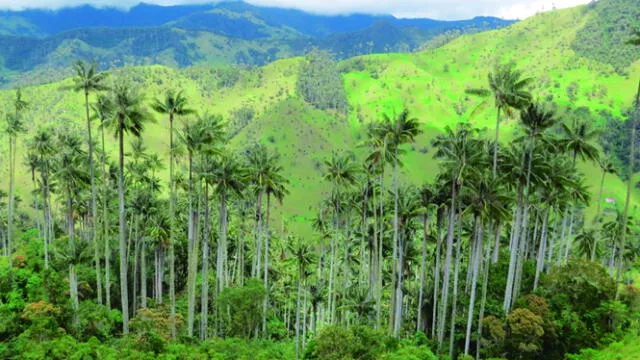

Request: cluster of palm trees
left=0, top=30, right=638, bottom=359
left=292, top=55, right=640, bottom=359
left=3, top=61, right=290, bottom=340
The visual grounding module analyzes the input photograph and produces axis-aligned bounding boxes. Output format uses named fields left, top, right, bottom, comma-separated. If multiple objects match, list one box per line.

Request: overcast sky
left=0, top=0, right=593, bottom=20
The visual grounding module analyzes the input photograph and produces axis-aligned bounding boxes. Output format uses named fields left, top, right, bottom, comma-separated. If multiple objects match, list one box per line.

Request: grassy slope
left=1, top=4, right=639, bottom=236
left=568, top=335, right=640, bottom=359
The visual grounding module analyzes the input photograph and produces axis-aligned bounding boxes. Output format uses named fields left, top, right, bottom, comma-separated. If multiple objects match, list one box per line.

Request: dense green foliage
left=1, top=1, right=640, bottom=359
left=572, top=0, right=640, bottom=73
left=297, top=50, right=348, bottom=112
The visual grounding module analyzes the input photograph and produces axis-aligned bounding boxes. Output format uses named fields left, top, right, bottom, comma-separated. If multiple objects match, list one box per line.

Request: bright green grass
left=1, top=4, right=639, bottom=236
left=567, top=335, right=640, bottom=360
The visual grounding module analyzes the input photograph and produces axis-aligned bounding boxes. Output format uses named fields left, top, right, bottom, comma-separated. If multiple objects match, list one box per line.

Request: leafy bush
left=218, top=279, right=265, bottom=338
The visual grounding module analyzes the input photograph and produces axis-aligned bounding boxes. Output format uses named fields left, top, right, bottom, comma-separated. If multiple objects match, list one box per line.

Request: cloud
left=0, top=0, right=592, bottom=20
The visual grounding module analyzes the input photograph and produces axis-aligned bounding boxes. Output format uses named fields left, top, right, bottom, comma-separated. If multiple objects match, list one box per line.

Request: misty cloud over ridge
left=0, top=0, right=591, bottom=20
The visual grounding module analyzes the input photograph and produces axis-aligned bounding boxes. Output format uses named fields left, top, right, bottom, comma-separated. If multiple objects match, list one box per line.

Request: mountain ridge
left=0, top=2, right=514, bottom=88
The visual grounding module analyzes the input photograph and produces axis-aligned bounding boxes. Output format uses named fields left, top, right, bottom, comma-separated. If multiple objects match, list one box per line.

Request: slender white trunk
left=534, top=209, right=550, bottom=290
left=438, top=180, right=457, bottom=348
left=492, top=222, right=502, bottom=264
left=262, top=195, right=272, bottom=335
left=295, top=273, right=302, bottom=359
left=141, top=241, right=147, bottom=308
left=432, top=214, right=443, bottom=338
left=556, top=206, right=569, bottom=265
left=448, top=214, right=463, bottom=359
left=417, top=215, right=428, bottom=333
left=168, top=114, right=177, bottom=338
left=563, top=209, right=575, bottom=262
left=200, top=183, right=211, bottom=340
left=503, top=191, right=522, bottom=313
left=117, top=128, right=129, bottom=334
left=464, top=219, right=483, bottom=355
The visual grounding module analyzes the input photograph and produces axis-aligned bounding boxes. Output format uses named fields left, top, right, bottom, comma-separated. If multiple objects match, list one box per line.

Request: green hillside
left=1, top=1, right=638, bottom=235
left=568, top=335, right=640, bottom=359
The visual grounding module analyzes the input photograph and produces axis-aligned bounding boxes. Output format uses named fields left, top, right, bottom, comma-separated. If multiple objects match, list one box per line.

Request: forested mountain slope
left=0, top=0, right=638, bottom=235
left=0, top=2, right=513, bottom=88
left=0, top=1, right=640, bottom=359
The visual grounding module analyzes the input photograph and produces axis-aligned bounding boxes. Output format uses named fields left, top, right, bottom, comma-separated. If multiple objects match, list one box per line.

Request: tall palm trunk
left=262, top=194, right=272, bottom=335
left=100, top=125, right=111, bottom=310
left=534, top=208, right=550, bottom=290
left=416, top=214, right=428, bottom=333
left=492, top=222, right=502, bottom=263
left=616, top=80, right=640, bottom=298
left=117, top=125, right=130, bottom=334
left=217, top=193, right=228, bottom=295
left=7, top=134, right=16, bottom=257
left=85, top=91, right=102, bottom=305
left=492, top=107, right=502, bottom=177
left=168, top=113, right=177, bottom=338
left=41, top=166, right=51, bottom=269
left=132, top=219, right=141, bottom=315
left=375, top=166, right=385, bottom=330
left=67, top=187, right=79, bottom=328
left=393, top=227, right=405, bottom=337
left=295, top=267, right=303, bottom=359
left=464, top=218, right=483, bottom=355
left=200, top=182, right=211, bottom=340
left=476, top=223, right=496, bottom=360
left=253, top=192, right=264, bottom=278
left=448, top=214, right=463, bottom=359
left=328, top=196, right=339, bottom=325
left=438, top=179, right=457, bottom=348
left=503, top=188, right=523, bottom=313
left=391, top=151, right=401, bottom=336
left=432, top=210, right=443, bottom=338
left=141, top=240, right=147, bottom=308
left=186, top=153, right=199, bottom=337
left=592, top=169, right=606, bottom=261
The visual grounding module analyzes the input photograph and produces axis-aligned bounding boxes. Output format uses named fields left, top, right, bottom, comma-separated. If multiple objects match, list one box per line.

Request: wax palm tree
left=575, top=229, right=597, bottom=260
left=287, top=237, right=316, bottom=359
left=594, top=158, right=617, bottom=227
left=463, top=172, right=509, bottom=355
left=177, top=115, right=220, bottom=337
left=246, top=145, right=271, bottom=279
left=323, top=152, right=359, bottom=324
left=466, top=63, right=533, bottom=176
left=603, top=210, right=634, bottom=275
left=244, top=145, right=290, bottom=335
left=392, top=185, right=424, bottom=336
left=431, top=123, right=482, bottom=347
left=363, top=121, right=396, bottom=328
left=93, top=94, right=115, bottom=309
left=372, top=109, right=422, bottom=336
left=53, top=134, right=89, bottom=329
left=30, top=129, right=55, bottom=269
left=416, top=183, right=435, bottom=333
left=63, top=60, right=109, bottom=305
left=561, top=118, right=600, bottom=166
left=151, top=89, right=194, bottom=338
left=102, top=82, right=153, bottom=334
left=211, top=153, right=247, bottom=297
left=6, top=90, right=28, bottom=257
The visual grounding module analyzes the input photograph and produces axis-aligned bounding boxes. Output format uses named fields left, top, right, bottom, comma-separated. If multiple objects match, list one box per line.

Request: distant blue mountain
left=0, top=2, right=514, bottom=37
left=0, top=2, right=515, bottom=87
